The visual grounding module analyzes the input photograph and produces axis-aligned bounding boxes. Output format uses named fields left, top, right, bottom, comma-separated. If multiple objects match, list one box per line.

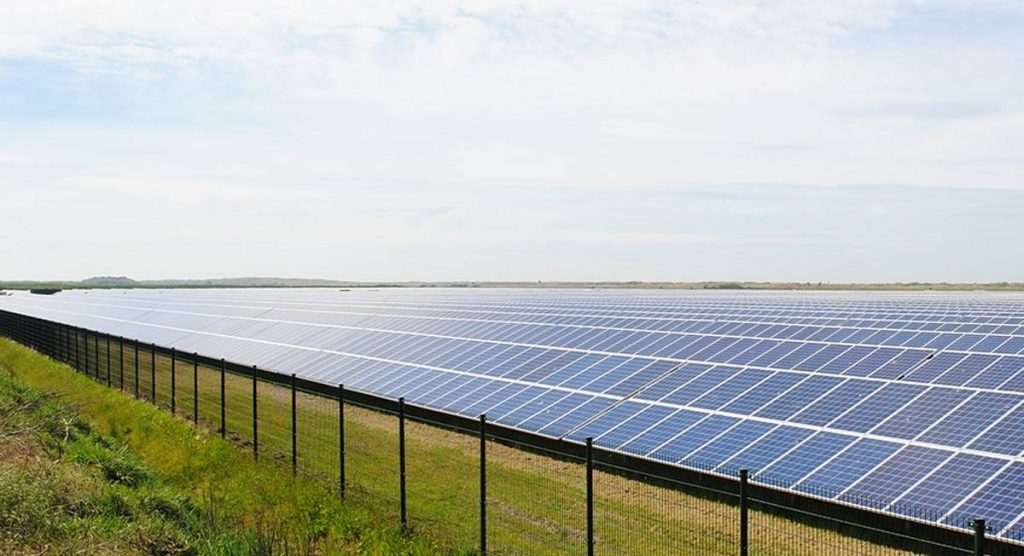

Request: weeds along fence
left=1, top=309, right=1019, bottom=556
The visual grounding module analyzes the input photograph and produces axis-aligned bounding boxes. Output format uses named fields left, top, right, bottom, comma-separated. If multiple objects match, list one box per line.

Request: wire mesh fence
left=2, top=313, right=1017, bottom=556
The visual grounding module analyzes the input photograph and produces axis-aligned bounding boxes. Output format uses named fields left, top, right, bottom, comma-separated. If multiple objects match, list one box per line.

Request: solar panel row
left=3, top=288, right=1024, bottom=539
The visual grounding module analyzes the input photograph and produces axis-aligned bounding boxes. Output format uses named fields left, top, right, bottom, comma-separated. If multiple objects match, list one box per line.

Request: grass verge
left=0, top=338, right=461, bottom=555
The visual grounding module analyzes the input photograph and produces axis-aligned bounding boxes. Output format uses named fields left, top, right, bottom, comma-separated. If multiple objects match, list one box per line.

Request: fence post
left=741, top=471, right=749, bottom=556
left=972, top=519, right=986, bottom=556
left=339, top=384, right=345, bottom=499
left=586, top=437, right=594, bottom=556
left=252, top=365, right=258, bottom=461
left=83, top=332, right=89, bottom=377
left=193, top=353, right=199, bottom=425
left=220, top=359, right=226, bottom=439
left=74, top=329, right=80, bottom=372
left=170, top=348, right=177, bottom=414
left=150, top=344, right=156, bottom=402
left=133, top=340, right=140, bottom=398
left=399, top=396, right=407, bottom=532
left=105, top=336, right=111, bottom=386
left=119, top=337, right=124, bottom=391
left=94, top=335, right=99, bottom=380
left=291, top=373, right=297, bottom=476
left=480, top=414, right=487, bottom=556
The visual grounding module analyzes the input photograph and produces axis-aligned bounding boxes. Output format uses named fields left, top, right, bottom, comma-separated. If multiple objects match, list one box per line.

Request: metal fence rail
left=1, top=309, right=1019, bottom=556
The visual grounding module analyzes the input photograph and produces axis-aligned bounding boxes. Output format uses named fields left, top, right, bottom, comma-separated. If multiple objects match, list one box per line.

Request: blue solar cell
left=596, top=405, right=677, bottom=448
left=968, top=405, right=1024, bottom=456
left=718, top=426, right=813, bottom=475
left=537, top=397, right=617, bottom=437
left=828, top=383, right=927, bottom=433
left=793, top=344, right=848, bottom=372
left=815, top=346, right=872, bottom=376
left=893, top=454, right=1005, bottom=518
left=691, top=369, right=772, bottom=410
left=903, top=352, right=969, bottom=383
left=870, top=388, right=972, bottom=440
left=649, top=415, right=739, bottom=463
left=661, top=366, right=742, bottom=406
left=683, top=420, right=777, bottom=469
left=757, top=432, right=856, bottom=487
left=840, top=446, right=951, bottom=506
left=633, top=363, right=711, bottom=401
left=559, top=356, right=630, bottom=389
left=796, top=439, right=902, bottom=496
left=869, top=349, right=931, bottom=380
left=517, top=392, right=594, bottom=431
left=944, top=463, right=1024, bottom=535
left=486, top=387, right=552, bottom=423
left=727, top=339, right=781, bottom=365
left=540, top=354, right=608, bottom=386
left=604, top=360, right=677, bottom=397
left=497, top=389, right=570, bottom=423
left=991, top=357, right=1024, bottom=392
left=842, top=347, right=902, bottom=377
left=719, top=372, right=805, bottom=415
left=564, top=401, right=648, bottom=441
left=791, top=379, right=882, bottom=427
left=581, top=358, right=650, bottom=392
left=918, top=392, right=1022, bottom=446
left=769, top=343, right=827, bottom=370
left=934, top=354, right=998, bottom=386
left=618, top=410, right=706, bottom=456
left=755, top=375, right=844, bottom=420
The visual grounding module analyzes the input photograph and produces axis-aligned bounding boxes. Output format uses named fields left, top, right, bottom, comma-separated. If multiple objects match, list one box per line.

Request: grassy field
left=0, top=339, right=462, bottom=555
left=6, top=335, right=921, bottom=555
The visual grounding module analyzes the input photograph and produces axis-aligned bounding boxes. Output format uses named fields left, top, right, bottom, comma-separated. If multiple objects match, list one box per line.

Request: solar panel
left=4, top=288, right=1024, bottom=539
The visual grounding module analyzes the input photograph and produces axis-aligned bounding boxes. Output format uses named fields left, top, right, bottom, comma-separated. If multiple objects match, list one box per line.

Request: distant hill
left=1, top=277, right=1023, bottom=291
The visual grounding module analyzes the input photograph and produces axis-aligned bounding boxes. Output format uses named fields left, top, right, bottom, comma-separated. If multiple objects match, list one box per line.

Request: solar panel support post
left=399, top=396, right=407, bottom=532
left=290, top=373, right=297, bottom=476
left=150, top=344, right=156, bottom=403
left=219, top=359, right=226, bottom=438
left=480, top=414, right=487, bottom=556
left=170, top=348, right=176, bottom=415
left=192, top=353, right=198, bottom=425
left=586, top=437, right=594, bottom=556
left=338, top=384, right=345, bottom=499
left=972, top=519, right=986, bottom=556
left=740, top=469, right=749, bottom=556
left=252, top=365, right=258, bottom=461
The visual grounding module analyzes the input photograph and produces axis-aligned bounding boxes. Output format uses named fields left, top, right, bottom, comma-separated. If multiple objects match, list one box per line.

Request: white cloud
left=1, top=1, right=1022, bottom=280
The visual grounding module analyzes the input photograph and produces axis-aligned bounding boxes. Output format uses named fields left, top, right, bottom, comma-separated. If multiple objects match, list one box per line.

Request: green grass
left=0, top=339, right=463, bottom=555
left=11, top=335, right=921, bottom=555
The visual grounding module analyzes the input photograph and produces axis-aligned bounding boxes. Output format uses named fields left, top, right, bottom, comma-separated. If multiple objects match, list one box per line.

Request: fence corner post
left=740, top=469, right=749, bottom=556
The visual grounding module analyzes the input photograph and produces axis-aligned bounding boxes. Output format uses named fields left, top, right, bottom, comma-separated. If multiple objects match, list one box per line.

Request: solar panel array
left=3, top=288, right=1024, bottom=539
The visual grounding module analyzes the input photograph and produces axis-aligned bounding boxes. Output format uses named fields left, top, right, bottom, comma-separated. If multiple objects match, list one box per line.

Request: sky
left=1, top=1, right=1022, bottom=283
